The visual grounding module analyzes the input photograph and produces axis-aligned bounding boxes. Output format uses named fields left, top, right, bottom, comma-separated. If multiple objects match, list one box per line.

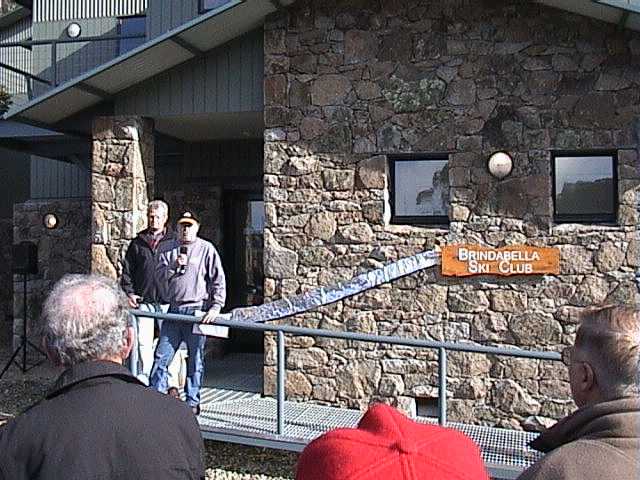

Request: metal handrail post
left=438, top=347, right=447, bottom=425
left=276, top=331, right=285, bottom=435
left=51, top=41, right=57, bottom=86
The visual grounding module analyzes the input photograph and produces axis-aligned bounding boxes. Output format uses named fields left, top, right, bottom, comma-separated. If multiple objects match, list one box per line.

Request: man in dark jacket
left=0, top=274, right=205, bottom=480
left=121, top=199, right=182, bottom=388
left=517, top=304, right=640, bottom=480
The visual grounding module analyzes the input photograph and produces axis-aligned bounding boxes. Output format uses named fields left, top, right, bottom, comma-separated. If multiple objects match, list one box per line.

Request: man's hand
left=127, top=294, right=141, bottom=308
left=176, top=254, right=188, bottom=267
left=201, top=308, right=220, bottom=324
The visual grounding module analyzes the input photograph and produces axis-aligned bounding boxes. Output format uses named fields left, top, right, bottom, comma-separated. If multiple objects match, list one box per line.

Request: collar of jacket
left=530, top=396, right=640, bottom=453
left=46, top=361, right=143, bottom=400
left=140, top=228, right=175, bottom=241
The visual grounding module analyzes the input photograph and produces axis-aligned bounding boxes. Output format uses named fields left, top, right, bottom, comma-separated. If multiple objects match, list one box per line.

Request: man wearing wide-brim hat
left=150, top=211, right=226, bottom=416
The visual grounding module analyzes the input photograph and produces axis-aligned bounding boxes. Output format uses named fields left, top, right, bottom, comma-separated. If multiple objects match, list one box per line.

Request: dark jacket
left=0, top=361, right=205, bottom=480
left=517, top=397, right=640, bottom=480
left=121, top=228, right=175, bottom=303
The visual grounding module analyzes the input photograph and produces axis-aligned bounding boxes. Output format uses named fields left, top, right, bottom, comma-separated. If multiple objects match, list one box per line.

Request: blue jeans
left=150, top=306, right=206, bottom=407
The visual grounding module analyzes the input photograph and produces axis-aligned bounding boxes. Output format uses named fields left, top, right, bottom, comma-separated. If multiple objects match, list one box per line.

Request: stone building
left=0, top=0, right=638, bottom=429
left=260, top=0, right=640, bottom=427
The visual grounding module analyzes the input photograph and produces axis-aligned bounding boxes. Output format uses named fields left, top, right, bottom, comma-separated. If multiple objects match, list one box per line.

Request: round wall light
left=43, top=213, right=59, bottom=230
left=487, top=151, right=513, bottom=179
left=66, top=22, right=82, bottom=38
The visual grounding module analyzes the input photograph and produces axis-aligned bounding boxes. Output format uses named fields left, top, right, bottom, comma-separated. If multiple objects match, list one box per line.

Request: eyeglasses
left=561, top=346, right=573, bottom=366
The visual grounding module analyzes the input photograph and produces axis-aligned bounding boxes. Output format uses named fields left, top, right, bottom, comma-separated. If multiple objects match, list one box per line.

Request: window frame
left=117, top=15, right=146, bottom=56
left=551, top=150, right=618, bottom=225
left=389, top=154, right=450, bottom=226
left=199, top=0, right=233, bottom=14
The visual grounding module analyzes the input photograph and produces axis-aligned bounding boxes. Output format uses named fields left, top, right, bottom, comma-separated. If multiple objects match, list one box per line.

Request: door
left=223, top=191, right=264, bottom=353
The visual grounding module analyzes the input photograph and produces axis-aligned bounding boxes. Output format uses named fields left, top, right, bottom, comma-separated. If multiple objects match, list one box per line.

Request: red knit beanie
left=296, top=403, right=489, bottom=480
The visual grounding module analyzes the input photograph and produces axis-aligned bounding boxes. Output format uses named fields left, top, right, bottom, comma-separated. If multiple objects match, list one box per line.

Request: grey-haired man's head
left=147, top=200, right=169, bottom=234
left=567, top=304, right=640, bottom=407
left=41, top=274, right=133, bottom=367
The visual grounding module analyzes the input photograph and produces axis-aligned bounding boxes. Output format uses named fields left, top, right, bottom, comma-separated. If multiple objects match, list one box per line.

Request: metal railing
left=0, top=33, right=145, bottom=88
left=133, top=309, right=562, bottom=434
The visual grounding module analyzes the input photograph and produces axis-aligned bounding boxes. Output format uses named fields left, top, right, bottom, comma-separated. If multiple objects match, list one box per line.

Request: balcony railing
left=0, top=32, right=145, bottom=91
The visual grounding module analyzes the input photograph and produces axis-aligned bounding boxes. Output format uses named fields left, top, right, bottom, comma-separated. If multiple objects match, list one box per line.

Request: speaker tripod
left=0, top=271, right=46, bottom=380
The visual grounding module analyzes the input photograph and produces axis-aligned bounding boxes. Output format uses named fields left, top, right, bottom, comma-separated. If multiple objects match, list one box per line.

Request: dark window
left=552, top=152, right=617, bottom=224
left=118, top=16, right=146, bottom=55
left=200, top=0, right=233, bottom=13
left=416, top=397, right=439, bottom=418
left=389, top=156, right=449, bottom=225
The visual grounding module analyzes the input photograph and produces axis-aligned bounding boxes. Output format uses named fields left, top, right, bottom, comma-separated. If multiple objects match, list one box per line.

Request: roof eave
left=537, top=0, right=640, bottom=31
left=4, top=0, right=281, bottom=124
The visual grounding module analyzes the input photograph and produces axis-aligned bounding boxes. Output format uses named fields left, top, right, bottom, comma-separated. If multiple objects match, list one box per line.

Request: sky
left=394, top=160, right=448, bottom=216
left=555, top=156, right=613, bottom=194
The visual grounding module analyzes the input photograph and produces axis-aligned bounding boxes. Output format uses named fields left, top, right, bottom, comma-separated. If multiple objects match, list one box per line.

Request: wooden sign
left=442, top=244, right=560, bottom=277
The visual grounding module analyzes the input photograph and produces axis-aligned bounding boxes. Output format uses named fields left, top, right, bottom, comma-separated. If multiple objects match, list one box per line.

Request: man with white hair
left=0, top=274, right=205, bottom=479
left=517, top=304, right=640, bottom=480
left=121, top=199, right=182, bottom=391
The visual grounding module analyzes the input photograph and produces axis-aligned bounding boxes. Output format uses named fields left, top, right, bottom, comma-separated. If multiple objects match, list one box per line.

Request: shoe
left=191, top=405, right=200, bottom=416
left=167, top=387, right=180, bottom=399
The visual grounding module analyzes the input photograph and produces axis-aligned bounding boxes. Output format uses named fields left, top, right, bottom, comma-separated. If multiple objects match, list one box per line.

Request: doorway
left=223, top=190, right=264, bottom=354
left=201, top=190, right=264, bottom=394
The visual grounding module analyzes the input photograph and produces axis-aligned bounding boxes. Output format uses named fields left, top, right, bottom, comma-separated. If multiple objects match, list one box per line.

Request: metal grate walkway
left=196, top=395, right=542, bottom=480
left=191, top=352, right=543, bottom=479
left=180, top=353, right=263, bottom=403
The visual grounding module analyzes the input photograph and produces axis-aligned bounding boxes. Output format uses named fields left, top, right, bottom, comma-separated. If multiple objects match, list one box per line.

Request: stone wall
left=12, top=199, right=91, bottom=347
left=0, top=218, right=12, bottom=343
left=262, top=0, right=640, bottom=428
left=637, top=190, right=640, bottom=291
left=91, top=117, right=154, bottom=279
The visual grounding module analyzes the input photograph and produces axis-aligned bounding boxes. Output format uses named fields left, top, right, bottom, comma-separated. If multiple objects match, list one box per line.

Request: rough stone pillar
left=91, top=117, right=154, bottom=278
